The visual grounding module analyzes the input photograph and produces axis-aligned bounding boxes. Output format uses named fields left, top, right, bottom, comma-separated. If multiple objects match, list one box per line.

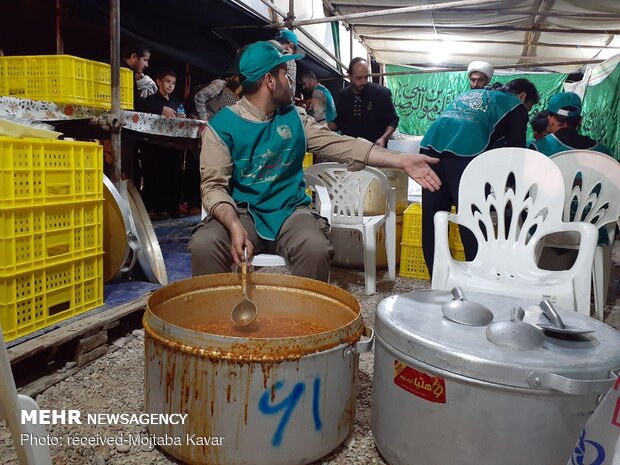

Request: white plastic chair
left=431, top=148, right=598, bottom=315
left=0, top=327, right=53, bottom=465
left=199, top=174, right=332, bottom=270
left=548, top=150, right=620, bottom=320
left=304, top=163, right=396, bottom=295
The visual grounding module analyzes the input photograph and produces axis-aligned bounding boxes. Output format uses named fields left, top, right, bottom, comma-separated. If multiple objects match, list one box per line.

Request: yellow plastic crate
left=0, top=137, right=103, bottom=208
left=303, top=152, right=313, bottom=169
left=0, top=201, right=103, bottom=275
left=402, top=203, right=422, bottom=245
left=0, top=254, right=103, bottom=342
left=449, top=222, right=464, bottom=250
left=91, top=62, right=134, bottom=109
left=399, top=243, right=429, bottom=279
left=0, top=55, right=133, bottom=109
left=399, top=243, right=466, bottom=281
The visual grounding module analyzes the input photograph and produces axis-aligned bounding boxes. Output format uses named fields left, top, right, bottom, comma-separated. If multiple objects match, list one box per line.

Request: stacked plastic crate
left=0, top=137, right=104, bottom=341
left=399, top=204, right=465, bottom=280
left=0, top=55, right=133, bottom=109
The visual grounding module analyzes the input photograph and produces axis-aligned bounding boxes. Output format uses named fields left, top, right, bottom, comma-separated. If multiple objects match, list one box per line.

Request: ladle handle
left=451, top=287, right=466, bottom=301
left=539, top=300, right=565, bottom=329
left=241, top=261, right=247, bottom=298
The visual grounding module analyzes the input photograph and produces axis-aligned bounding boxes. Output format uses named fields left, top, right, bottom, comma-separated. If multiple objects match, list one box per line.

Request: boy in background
left=140, top=69, right=184, bottom=219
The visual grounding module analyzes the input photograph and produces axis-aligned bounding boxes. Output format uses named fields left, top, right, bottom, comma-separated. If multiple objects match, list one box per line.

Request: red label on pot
left=394, top=360, right=446, bottom=403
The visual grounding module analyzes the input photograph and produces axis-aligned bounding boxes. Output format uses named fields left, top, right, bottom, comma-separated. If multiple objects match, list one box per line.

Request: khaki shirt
left=200, top=97, right=377, bottom=214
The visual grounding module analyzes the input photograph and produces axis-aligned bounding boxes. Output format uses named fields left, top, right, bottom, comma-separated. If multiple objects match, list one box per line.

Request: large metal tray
left=126, top=179, right=168, bottom=285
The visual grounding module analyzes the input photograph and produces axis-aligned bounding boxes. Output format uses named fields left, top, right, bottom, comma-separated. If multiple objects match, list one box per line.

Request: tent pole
left=257, top=0, right=349, bottom=71
left=110, top=0, right=122, bottom=188
left=359, top=36, right=620, bottom=50
left=56, top=0, right=64, bottom=54
left=290, top=0, right=496, bottom=27
left=370, top=59, right=604, bottom=78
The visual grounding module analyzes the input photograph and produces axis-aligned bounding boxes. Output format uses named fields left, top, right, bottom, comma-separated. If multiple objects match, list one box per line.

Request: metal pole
left=369, top=59, right=604, bottom=78
left=290, top=0, right=497, bottom=27
left=359, top=36, right=620, bottom=50
left=110, top=0, right=122, bottom=187
left=257, top=0, right=349, bottom=71
left=55, top=0, right=64, bottom=54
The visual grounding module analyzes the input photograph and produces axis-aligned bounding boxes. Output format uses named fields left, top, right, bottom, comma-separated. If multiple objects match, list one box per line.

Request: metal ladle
left=231, top=249, right=257, bottom=326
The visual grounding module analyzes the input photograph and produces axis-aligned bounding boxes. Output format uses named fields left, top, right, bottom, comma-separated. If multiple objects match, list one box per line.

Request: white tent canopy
left=293, top=0, right=620, bottom=72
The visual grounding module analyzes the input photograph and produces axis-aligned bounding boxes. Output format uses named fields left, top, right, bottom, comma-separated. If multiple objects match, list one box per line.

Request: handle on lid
left=539, top=300, right=566, bottom=329
left=527, top=371, right=617, bottom=395
left=451, top=287, right=466, bottom=301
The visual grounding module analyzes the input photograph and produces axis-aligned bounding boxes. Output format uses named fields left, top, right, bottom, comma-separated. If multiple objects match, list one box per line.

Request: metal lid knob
left=441, top=287, right=494, bottom=326
left=486, top=307, right=545, bottom=350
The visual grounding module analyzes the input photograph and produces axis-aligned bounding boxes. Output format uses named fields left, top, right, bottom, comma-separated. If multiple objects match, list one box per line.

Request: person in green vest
left=300, top=70, right=337, bottom=125
left=419, top=79, right=539, bottom=276
left=189, top=41, right=442, bottom=282
left=530, top=92, right=612, bottom=156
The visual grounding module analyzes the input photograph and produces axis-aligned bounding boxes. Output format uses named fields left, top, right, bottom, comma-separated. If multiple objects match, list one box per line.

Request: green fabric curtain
left=385, top=65, right=567, bottom=142
left=581, top=62, right=620, bottom=160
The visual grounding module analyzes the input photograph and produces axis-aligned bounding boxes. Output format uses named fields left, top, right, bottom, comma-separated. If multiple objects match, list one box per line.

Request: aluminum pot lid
left=376, top=290, right=620, bottom=390
left=126, top=180, right=168, bottom=285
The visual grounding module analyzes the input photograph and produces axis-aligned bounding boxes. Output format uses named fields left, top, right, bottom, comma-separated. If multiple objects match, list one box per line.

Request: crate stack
left=399, top=204, right=465, bottom=280
left=0, top=137, right=104, bottom=341
left=0, top=55, right=133, bottom=109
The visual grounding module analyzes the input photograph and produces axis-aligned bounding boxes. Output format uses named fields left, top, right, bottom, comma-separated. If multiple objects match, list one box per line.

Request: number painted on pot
left=258, top=377, right=323, bottom=447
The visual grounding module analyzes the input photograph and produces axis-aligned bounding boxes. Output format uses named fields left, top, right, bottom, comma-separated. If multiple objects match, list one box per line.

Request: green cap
left=547, top=92, right=582, bottom=117
left=238, top=41, right=303, bottom=87
left=275, top=29, right=299, bottom=46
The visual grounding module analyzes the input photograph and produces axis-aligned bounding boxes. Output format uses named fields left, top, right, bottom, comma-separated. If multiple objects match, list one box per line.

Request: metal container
left=371, top=290, right=620, bottom=465
left=144, top=273, right=372, bottom=465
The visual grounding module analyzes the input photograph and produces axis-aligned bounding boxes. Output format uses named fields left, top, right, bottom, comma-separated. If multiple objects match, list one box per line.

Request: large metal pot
left=371, top=290, right=620, bottom=465
left=144, top=273, right=372, bottom=465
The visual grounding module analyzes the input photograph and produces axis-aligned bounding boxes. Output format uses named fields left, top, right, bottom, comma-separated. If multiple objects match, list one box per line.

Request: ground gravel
left=1, top=262, right=618, bottom=465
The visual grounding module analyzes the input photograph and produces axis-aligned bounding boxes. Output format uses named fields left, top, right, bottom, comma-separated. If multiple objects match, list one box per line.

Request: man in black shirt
left=329, top=57, right=399, bottom=148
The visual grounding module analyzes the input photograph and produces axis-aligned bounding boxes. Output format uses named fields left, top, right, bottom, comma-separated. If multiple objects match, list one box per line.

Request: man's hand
left=211, top=203, right=254, bottom=265
left=229, top=222, right=254, bottom=265
left=401, top=155, right=442, bottom=192
left=162, top=106, right=176, bottom=118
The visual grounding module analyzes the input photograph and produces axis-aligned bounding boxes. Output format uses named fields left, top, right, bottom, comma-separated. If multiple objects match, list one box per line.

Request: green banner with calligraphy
left=385, top=65, right=567, bottom=142
left=581, top=61, right=620, bottom=160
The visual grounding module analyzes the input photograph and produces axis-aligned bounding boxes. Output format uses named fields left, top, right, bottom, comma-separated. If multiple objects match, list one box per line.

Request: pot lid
left=376, top=290, right=620, bottom=390
left=103, top=176, right=131, bottom=282
left=126, top=180, right=168, bottom=285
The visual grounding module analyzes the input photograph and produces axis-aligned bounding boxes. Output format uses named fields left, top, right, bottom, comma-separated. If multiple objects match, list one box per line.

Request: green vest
left=531, top=134, right=612, bottom=157
left=420, top=90, right=522, bottom=157
left=316, top=84, right=337, bottom=123
left=209, top=105, right=310, bottom=240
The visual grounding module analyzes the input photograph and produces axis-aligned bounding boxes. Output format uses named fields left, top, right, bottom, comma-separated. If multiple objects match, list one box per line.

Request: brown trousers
left=189, top=207, right=333, bottom=282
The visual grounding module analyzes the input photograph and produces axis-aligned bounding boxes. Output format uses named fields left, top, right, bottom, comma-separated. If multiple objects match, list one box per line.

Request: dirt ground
left=1, top=254, right=619, bottom=465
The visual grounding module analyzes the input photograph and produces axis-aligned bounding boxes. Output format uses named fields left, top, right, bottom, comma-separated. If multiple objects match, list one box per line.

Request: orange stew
left=191, top=315, right=329, bottom=338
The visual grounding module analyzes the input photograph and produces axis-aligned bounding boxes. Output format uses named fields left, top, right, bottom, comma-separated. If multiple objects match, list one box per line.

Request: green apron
left=209, top=105, right=310, bottom=240
left=420, top=89, right=522, bottom=157
left=315, top=84, right=337, bottom=123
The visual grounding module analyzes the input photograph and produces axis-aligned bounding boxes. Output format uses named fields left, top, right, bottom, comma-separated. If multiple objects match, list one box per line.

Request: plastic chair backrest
left=304, top=163, right=391, bottom=226
left=456, top=148, right=566, bottom=272
left=550, top=150, right=620, bottom=230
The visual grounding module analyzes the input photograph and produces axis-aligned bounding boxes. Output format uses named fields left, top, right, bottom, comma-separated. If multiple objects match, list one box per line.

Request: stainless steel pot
left=371, top=290, right=620, bottom=465
left=144, top=273, right=373, bottom=465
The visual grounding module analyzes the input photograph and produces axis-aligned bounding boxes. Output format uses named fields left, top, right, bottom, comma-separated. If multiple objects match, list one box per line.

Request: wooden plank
left=75, top=345, right=108, bottom=367
left=8, top=294, right=150, bottom=365
left=20, top=367, right=80, bottom=398
left=76, top=331, right=108, bottom=353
